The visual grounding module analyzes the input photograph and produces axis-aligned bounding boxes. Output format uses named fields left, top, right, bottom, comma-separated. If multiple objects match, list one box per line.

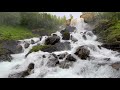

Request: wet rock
left=16, top=45, right=23, bottom=53
left=40, top=46, right=57, bottom=53
left=24, top=42, right=30, bottom=49
left=27, top=63, right=35, bottom=70
left=44, top=42, right=71, bottom=52
left=0, top=48, right=13, bottom=62
left=74, top=46, right=90, bottom=60
left=55, top=42, right=71, bottom=51
left=101, top=43, right=120, bottom=52
left=0, top=40, right=23, bottom=54
left=42, top=55, right=46, bottom=58
left=98, top=45, right=102, bottom=49
left=82, top=35, right=87, bottom=40
left=31, top=39, right=35, bottom=44
left=52, top=53, right=58, bottom=59
left=104, top=58, right=111, bottom=61
left=61, top=31, right=70, bottom=40
left=39, top=36, right=42, bottom=41
left=57, top=52, right=68, bottom=59
left=8, top=63, right=35, bottom=78
left=65, top=54, right=76, bottom=62
left=59, top=61, right=73, bottom=69
left=0, top=54, right=12, bottom=62
left=111, top=62, right=120, bottom=70
left=45, top=36, right=60, bottom=45
left=8, top=72, right=25, bottom=78
left=47, top=54, right=59, bottom=67
left=25, top=42, right=71, bottom=58
left=25, top=45, right=57, bottom=58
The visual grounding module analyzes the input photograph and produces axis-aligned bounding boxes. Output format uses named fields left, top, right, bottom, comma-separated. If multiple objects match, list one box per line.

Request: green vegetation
left=90, top=12, right=120, bottom=44
left=0, top=12, right=66, bottom=41
left=0, top=25, right=37, bottom=40
left=106, top=21, right=120, bottom=43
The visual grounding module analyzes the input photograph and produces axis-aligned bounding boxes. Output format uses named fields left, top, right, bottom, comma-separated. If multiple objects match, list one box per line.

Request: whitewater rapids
left=0, top=18, right=120, bottom=78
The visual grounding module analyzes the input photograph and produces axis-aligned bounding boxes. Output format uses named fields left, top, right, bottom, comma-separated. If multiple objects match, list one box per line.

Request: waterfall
left=0, top=15, right=120, bottom=78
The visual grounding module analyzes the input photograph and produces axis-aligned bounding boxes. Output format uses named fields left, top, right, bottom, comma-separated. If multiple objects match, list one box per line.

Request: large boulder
left=0, top=48, right=12, bottom=62
left=25, top=42, right=71, bottom=57
left=47, top=53, right=59, bottom=67
left=60, top=26, right=76, bottom=40
left=0, top=40, right=23, bottom=54
left=74, top=46, right=90, bottom=60
left=60, top=30, right=70, bottom=40
left=55, top=42, right=71, bottom=51
left=45, top=36, right=60, bottom=45
left=25, top=45, right=57, bottom=57
left=8, top=63, right=35, bottom=78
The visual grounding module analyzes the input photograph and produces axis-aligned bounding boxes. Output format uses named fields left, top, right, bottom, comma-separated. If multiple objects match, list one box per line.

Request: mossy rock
left=45, top=36, right=60, bottom=45
left=0, top=40, right=23, bottom=54
left=30, top=45, right=54, bottom=52
left=62, top=31, right=70, bottom=40
left=25, top=45, right=57, bottom=57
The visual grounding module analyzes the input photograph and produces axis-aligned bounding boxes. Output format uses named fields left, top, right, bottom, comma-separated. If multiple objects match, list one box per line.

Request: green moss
left=62, top=31, right=70, bottom=40
left=25, top=45, right=53, bottom=57
left=30, top=45, right=52, bottom=52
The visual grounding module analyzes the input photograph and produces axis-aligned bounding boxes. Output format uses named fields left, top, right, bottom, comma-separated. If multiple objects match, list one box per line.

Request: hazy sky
left=45, top=12, right=82, bottom=19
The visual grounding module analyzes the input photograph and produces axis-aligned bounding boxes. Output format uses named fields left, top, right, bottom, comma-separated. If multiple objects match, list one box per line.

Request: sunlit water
left=0, top=17, right=120, bottom=78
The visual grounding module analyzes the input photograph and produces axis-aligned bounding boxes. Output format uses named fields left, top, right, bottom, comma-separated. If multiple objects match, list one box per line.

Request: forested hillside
left=0, top=12, right=66, bottom=40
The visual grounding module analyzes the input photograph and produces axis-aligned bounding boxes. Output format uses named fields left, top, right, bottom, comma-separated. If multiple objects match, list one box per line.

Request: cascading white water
left=1, top=16, right=120, bottom=78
